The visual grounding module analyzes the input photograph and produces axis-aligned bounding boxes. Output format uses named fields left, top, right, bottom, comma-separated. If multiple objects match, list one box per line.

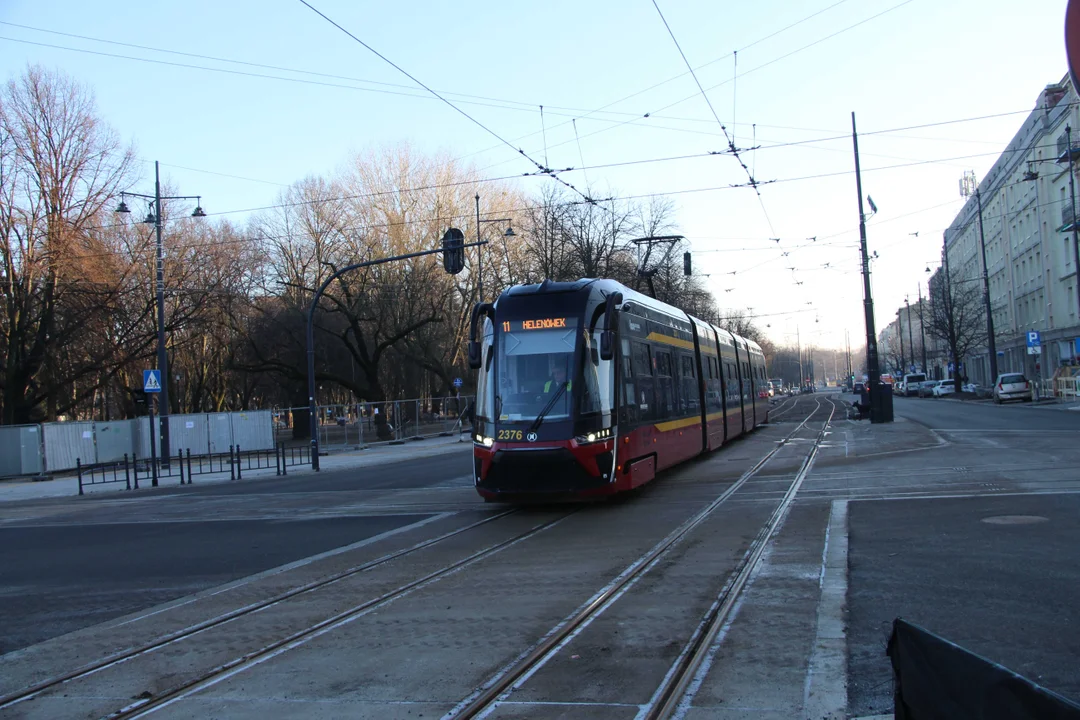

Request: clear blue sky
left=0, top=0, right=1069, bottom=351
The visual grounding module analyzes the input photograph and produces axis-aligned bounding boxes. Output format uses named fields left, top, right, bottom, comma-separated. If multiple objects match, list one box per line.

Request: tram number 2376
left=497, top=429, right=524, bottom=441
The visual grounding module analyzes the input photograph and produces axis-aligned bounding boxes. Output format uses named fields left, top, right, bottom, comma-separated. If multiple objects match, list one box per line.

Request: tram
left=467, top=278, right=769, bottom=501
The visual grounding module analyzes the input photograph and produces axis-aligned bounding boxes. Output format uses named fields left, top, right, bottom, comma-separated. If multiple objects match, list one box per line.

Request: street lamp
left=474, top=193, right=514, bottom=303
left=116, top=160, right=206, bottom=470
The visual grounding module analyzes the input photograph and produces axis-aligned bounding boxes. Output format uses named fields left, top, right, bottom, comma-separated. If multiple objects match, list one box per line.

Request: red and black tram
left=467, top=279, right=768, bottom=501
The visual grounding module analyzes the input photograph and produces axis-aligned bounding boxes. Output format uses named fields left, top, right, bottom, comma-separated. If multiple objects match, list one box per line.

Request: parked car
left=931, top=380, right=956, bottom=398
left=902, top=372, right=927, bottom=397
left=853, top=381, right=866, bottom=394
left=917, top=381, right=937, bottom=398
left=994, top=373, right=1033, bottom=403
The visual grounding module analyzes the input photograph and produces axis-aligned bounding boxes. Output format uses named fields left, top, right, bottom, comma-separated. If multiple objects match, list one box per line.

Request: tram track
left=0, top=508, right=537, bottom=713
left=447, top=396, right=837, bottom=719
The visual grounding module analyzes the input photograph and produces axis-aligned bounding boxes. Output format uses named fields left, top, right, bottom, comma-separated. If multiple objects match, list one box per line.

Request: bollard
left=282, top=443, right=288, bottom=476
left=178, top=450, right=185, bottom=485
left=186, top=449, right=193, bottom=484
left=230, top=446, right=236, bottom=481
left=77, top=458, right=84, bottom=496
left=124, top=454, right=131, bottom=491
left=236, top=445, right=243, bottom=480
left=133, top=452, right=140, bottom=490
left=276, top=443, right=282, bottom=476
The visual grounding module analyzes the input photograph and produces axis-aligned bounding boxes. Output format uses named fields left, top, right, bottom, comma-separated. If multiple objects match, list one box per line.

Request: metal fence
left=271, top=396, right=475, bottom=451
left=76, top=442, right=311, bottom=494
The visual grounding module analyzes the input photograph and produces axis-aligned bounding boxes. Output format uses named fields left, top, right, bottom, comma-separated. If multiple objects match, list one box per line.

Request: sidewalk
left=0, top=433, right=474, bottom=504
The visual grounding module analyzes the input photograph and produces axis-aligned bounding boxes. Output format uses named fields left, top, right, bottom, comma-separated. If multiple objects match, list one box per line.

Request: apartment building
left=941, top=74, right=1080, bottom=386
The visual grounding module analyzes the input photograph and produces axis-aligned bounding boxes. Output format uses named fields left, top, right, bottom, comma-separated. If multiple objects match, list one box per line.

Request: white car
left=931, top=380, right=956, bottom=398
left=993, top=373, right=1032, bottom=404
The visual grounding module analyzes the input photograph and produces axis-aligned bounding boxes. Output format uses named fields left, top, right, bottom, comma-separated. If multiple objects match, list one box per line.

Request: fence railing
left=272, top=396, right=474, bottom=452
left=76, top=442, right=311, bottom=494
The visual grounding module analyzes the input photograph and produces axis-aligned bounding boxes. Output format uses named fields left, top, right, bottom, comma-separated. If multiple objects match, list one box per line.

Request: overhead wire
left=294, top=0, right=597, bottom=204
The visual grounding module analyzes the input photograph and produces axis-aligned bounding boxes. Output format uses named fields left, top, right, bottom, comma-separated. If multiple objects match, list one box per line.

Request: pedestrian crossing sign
left=143, top=369, right=162, bottom=393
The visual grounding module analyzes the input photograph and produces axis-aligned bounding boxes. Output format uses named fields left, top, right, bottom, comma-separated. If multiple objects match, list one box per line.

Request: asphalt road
left=0, top=448, right=473, bottom=654
left=891, top=394, right=1080, bottom=431
left=844, top=395, right=1080, bottom=715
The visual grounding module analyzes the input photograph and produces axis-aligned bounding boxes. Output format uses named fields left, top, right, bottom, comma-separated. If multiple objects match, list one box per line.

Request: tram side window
left=619, top=339, right=637, bottom=425
left=705, top=356, right=723, bottom=411
left=632, top=341, right=655, bottom=421
left=680, top=354, right=698, bottom=413
left=654, top=349, right=676, bottom=419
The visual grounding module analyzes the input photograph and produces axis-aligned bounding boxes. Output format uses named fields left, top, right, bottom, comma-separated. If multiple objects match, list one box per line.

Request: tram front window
left=496, top=327, right=576, bottom=422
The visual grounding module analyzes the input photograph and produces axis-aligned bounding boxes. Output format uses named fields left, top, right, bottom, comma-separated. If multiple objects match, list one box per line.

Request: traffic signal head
left=442, top=227, right=465, bottom=275
left=683, top=251, right=692, bottom=276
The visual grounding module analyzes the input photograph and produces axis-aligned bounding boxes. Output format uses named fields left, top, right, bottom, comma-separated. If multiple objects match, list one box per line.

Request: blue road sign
left=453, top=377, right=463, bottom=388
left=143, top=369, right=162, bottom=393
left=1027, top=330, right=1041, bottom=348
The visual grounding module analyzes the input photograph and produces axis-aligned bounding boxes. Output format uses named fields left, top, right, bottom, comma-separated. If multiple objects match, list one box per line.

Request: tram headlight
left=575, top=428, right=613, bottom=444
left=474, top=434, right=494, bottom=447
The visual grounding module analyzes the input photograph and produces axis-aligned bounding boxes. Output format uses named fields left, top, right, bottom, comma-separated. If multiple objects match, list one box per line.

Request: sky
left=0, top=0, right=1070, bottom=352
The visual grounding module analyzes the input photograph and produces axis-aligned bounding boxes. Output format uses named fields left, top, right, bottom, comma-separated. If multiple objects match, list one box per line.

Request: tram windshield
left=495, top=326, right=577, bottom=423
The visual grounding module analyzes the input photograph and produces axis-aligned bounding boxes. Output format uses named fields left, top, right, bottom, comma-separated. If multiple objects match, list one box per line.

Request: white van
left=902, top=373, right=927, bottom=397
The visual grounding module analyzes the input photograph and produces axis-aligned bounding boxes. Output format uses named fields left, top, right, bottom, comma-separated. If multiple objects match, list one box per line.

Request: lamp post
left=116, top=161, right=206, bottom=467
left=960, top=171, right=998, bottom=384
left=474, top=193, right=515, bottom=302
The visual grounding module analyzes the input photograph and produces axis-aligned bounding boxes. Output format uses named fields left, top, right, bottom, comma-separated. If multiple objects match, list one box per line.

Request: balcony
left=1057, top=131, right=1080, bottom=163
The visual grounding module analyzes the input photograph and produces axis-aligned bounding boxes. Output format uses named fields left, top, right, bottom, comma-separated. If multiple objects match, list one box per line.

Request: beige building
left=941, top=74, right=1080, bottom=386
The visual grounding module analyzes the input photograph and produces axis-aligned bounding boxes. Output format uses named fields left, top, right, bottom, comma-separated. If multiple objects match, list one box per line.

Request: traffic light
left=442, top=227, right=465, bottom=275
left=683, top=251, right=692, bottom=276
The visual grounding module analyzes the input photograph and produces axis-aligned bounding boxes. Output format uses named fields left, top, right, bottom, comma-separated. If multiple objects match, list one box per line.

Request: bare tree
left=0, top=66, right=134, bottom=423
left=925, top=271, right=990, bottom=390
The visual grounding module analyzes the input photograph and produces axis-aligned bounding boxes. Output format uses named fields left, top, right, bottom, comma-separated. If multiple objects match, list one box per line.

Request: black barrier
left=76, top=455, right=132, bottom=495
left=888, top=618, right=1080, bottom=719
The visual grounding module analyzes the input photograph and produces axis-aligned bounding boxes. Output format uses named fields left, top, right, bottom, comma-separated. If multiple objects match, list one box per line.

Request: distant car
left=994, top=373, right=1032, bottom=404
left=961, top=383, right=979, bottom=394
left=853, top=382, right=866, bottom=394
left=931, top=380, right=956, bottom=398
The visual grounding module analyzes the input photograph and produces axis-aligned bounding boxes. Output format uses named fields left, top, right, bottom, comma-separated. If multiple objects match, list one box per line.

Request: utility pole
left=918, top=283, right=928, bottom=373
left=961, top=171, right=998, bottom=383
left=905, top=296, right=915, bottom=373
left=797, top=326, right=803, bottom=388
left=852, top=112, right=887, bottom=421
left=897, top=310, right=906, bottom=376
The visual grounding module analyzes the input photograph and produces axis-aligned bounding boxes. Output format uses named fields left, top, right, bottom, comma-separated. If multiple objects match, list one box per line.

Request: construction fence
left=0, top=410, right=274, bottom=478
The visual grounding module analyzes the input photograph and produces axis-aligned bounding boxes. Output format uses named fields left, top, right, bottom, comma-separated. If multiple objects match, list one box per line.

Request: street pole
left=942, top=234, right=958, bottom=385
left=975, top=187, right=998, bottom=382
left=475, top=193, right=483, bottom=303
left=918, top=283, right=928, bottom=373
left=897, top=310, right=906, bottom=376
left=905, top=296, right=915, bottom=373
left=153, top=161, right=171, bottom=468
left=852, top=113, right=883, bottom=419
left=1067, top=126, right=1080, bottom=326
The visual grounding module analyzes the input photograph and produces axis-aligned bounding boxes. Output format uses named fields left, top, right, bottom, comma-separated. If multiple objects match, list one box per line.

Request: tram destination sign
left=502, top=317, right=576, bottom=332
